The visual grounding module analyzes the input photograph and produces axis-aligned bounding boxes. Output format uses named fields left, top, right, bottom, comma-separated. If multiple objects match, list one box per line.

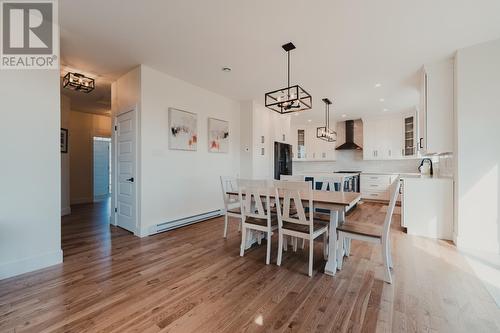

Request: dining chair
left=238, top=179, right=278, bottom=265
left=336, top=177, right=401, bottom=283
left=331, top=175, right=347, bottom=192
left=274, top=181, right=329, bottom=277
left=220, top=176, right=242, bottom=238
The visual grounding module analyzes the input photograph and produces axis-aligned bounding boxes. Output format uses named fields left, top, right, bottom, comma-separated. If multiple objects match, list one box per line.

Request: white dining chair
left=238, top=179, right=278, bottom=265
left=220, top=176, right=242, bottom=238
left=331, top=175, right=347, bottom=192
left=337, top=177, right=401, bottom=283
left=274, top=181, right=328, bottom=277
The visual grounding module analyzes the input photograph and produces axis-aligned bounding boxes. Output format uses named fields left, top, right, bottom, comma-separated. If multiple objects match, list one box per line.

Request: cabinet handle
left=419, top=138, right=423, bottom=149
left=370, top=184, right=378, bottom=187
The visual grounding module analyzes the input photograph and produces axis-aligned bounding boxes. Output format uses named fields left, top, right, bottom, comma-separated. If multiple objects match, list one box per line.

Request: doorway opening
left=93, top=137, right=112, bottom=202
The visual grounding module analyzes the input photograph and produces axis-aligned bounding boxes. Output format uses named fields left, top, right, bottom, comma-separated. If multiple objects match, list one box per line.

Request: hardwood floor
left=1, top=200, right=500, bottom=332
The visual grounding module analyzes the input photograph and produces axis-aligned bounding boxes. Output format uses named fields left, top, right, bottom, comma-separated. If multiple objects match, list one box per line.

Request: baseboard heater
left=154, top=209, right=222, bottom=234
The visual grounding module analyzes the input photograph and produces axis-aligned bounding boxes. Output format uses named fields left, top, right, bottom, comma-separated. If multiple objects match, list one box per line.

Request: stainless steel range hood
left=336, top=120, right=363, bottom=150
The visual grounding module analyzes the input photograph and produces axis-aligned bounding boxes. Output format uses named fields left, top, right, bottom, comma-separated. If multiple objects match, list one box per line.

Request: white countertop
left=361, top=171, right=453, bottom=180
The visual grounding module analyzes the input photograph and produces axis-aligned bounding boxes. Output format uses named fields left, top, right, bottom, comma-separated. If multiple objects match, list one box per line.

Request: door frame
left=111, top=106, right=140, bottom=236
left=92, top=136, right=111, bottom=202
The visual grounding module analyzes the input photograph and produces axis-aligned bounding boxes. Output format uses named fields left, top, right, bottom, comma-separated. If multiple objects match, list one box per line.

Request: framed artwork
left=168, top=108, right=198, bottom=151
left=208, top=118, right=229, bottom=153
left=61, top=128, right=68, bottom=153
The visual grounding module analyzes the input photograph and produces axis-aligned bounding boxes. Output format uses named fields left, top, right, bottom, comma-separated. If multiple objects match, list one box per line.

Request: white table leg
left=324, top=210, right=338, bottom=276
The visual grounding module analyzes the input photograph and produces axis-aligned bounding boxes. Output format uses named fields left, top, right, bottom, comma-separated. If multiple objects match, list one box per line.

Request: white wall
left=61, top=95, right=71, bottom=216
left=239, top=101, right=291, bottom=179
left=139, top=65, right=241, bottom=236
left=0, top=70, right=62, bottom=279
left=239, top=101, right=253, bottom=178
left=455, top=38, right=500, bottom=253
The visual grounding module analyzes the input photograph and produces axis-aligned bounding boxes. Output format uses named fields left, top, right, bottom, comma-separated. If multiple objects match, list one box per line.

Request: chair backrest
left=220, top=176, right=239, bottom=210
left=314, top=176, right=331, bottom=191
left=274, top=180, right=314, bottom=233
left=237, top=179, right=273, bottom=222
left=280, top=175, right=305, bottom=181
left=314, top=176, right=345, bottom=192
left=330, top=175, right=347, bottom=192
left=382, top=177, right=401, bottom=241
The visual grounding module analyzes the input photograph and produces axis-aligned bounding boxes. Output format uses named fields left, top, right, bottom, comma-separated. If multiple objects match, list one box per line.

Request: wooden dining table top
left=226, top=189, right=361, bottom=207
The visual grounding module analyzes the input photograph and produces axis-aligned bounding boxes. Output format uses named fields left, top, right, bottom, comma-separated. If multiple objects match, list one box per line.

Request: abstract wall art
left=208, top=118, right=229, bottom=153
left=168, top=108, right=198, bottom=151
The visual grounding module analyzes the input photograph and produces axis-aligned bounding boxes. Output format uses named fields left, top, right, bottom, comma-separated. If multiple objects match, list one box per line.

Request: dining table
left=226, top=189, right=362, bottom=276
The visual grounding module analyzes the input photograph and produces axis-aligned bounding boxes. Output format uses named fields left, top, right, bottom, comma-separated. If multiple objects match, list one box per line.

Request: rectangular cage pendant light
left=265, top=42, right=312, bottom=114
left=316, top=98, right=337, bottom=142
left=265, top=85, right=312, bottom=114
left=63, top=72, right=95, bottom=93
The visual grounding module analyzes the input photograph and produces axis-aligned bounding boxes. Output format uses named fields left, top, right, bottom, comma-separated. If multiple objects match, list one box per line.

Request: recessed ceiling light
left=379, top=98, right=385, bottom=102
left=222, top=67, right=231, bottom=72
left=341, top=114, right=347, bottom=118
left=374, top=83, right=382, bottom=88
left=307, top=119, right=312, bottom=122
left=383, top=108, right=388, bottom=112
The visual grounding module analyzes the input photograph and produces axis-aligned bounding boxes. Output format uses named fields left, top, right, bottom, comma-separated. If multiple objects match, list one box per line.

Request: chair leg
left=301, top=238, right=305, bottom=250
left=240, top=226, right=247, bottom=257
left=308, top=239, right=314, bottom=277
left=266, top=231, right=271, bottom=265
left=337, top=232, right=345, bottom=270
left=293, top=237, right=298, bottom=252
left=223, top=214, right=228, bottom=238
left=345, top=238, right=351, bottom=257
left=387, top=238, right=393, bottom=269
left=257, top=232, right=262, bottom=245
left=277, top=232, right=283, bottom=266
left=323, top=232, right=328, bottom=260
left=382, top=241, right=392, bottom=284
left=283, top=235, right=288, bottom=251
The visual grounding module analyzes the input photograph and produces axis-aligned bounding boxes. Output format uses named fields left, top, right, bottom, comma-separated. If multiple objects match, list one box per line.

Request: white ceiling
left=59, top=0, right=500, bottom=121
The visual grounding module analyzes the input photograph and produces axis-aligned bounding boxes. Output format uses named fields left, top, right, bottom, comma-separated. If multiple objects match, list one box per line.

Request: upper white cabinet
left=419, top=59, right=454, bottom=154
left=363, top=116, right=404, bottom=160
left=291, top=125, right=337, bottom=161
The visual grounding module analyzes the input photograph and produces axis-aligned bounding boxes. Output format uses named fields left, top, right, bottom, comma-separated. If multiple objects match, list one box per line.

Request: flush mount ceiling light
left=63, top=72, right=95, bottom=93
left=265, top=42, right=312, bottom=114
left=316, top=98, right=336, bottom=142
left=374, top=83, right=382, bottom=88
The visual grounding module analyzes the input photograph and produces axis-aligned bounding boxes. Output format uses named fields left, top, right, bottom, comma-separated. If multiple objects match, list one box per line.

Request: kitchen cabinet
left=419, top=59, right=454, bottom=154
left=291, top=125, right=337, bottom=161
left=401, top=176, right=453, bottom=240
left=360, top=173, right=398, bottom=201
left=363, top=116, right=404, bottom=160
left=402, top=111, right=418, bottom=157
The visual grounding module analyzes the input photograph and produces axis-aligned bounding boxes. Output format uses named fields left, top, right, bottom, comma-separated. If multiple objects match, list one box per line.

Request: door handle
left=126, top=177, right=134, bottom=182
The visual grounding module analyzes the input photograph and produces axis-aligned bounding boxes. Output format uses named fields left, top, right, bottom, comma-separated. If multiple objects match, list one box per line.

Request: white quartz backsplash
left=293, top=150, right=454, bottom=177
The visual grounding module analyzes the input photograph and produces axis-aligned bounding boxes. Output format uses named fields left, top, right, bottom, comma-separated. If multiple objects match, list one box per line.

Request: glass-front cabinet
left=403, top=113, right=417, bottom=156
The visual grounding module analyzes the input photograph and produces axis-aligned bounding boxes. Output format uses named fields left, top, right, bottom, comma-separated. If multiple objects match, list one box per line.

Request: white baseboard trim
left=61, top=206, right=71, bottom=216
left=0, top=249, right=63, bottom=280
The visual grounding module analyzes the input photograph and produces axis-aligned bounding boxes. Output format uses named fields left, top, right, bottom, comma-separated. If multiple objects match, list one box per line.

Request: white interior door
left=93, top=138, right=111, bottom=200
left=115, top=110, right=137, bottom=233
